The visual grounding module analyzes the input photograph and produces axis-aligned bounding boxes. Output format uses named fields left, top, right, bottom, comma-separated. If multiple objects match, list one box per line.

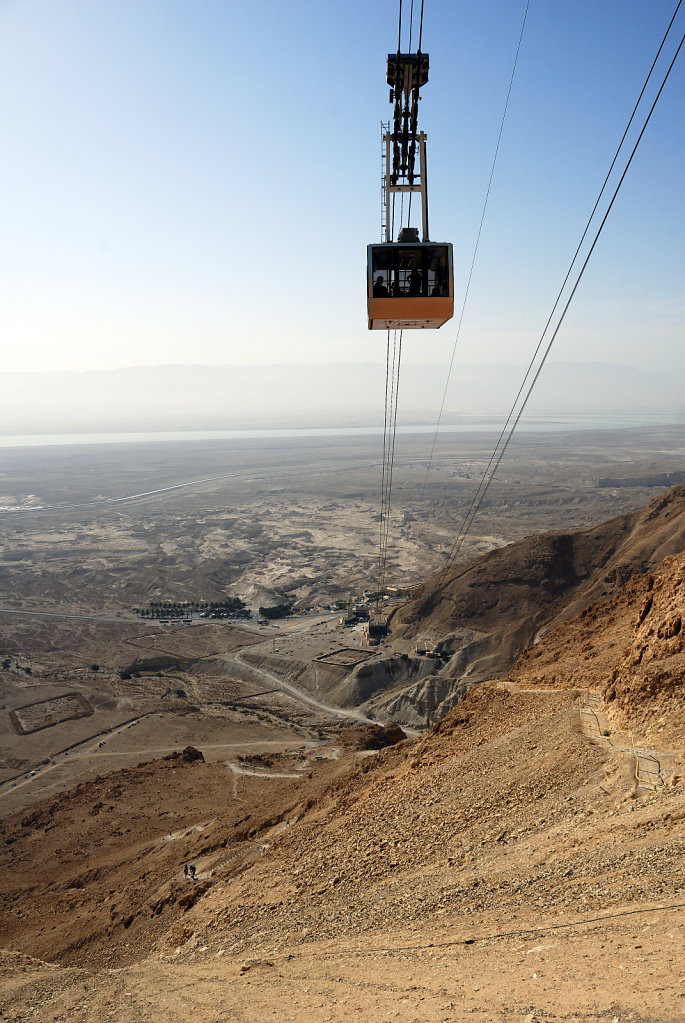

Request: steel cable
left=434, top=0, right=682, bottom=540
left=420, top=0, right=531, bottom=503
left=438, top=16, right=685, bottom=587
left=375, top=0, right=420, bottom=603
left=377, top=330, right=403, bottom=604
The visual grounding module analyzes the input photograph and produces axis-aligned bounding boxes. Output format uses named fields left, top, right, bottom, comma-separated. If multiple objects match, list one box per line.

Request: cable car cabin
left=367, top=242, right=454, bottom=330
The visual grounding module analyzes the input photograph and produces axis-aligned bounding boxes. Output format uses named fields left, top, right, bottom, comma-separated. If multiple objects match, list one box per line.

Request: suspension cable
left=406, top=0, right=425, bottom=231
left=381, top=332, right=403, bottom=598
left=377, top=330, right=403, bottom=605
left=420, top=0, right=531, bottom=502
left=377, top=331, right=393, bottom=591
left=375, top=0, right=422, bottom=605
left=439, top=0, right=683, bottom=521
left=437, top=14, right=685, bottom=587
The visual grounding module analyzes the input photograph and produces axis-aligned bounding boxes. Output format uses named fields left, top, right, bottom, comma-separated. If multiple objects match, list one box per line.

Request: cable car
left=367, top=53, right=454, bottom=330
left=367, top=229, right=454, bottom=330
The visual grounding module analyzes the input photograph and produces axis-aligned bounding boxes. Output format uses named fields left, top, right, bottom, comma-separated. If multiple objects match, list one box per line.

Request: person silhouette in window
left=373, top=275, right=389, bottom=297
left=408, top=268, right=422, bottom=296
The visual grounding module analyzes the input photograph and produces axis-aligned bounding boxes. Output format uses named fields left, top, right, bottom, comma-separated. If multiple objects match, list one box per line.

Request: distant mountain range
left=0, top=361, right=683, bottom=435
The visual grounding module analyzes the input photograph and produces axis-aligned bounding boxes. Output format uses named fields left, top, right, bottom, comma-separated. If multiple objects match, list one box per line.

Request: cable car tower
left=367, top=49, right=454, bottom=330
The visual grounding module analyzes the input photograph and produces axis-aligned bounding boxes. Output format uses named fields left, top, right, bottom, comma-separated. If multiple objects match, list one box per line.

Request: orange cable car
left=367, top=53, right=454, bottom=331
left=367, top=233, right=454, bottom=330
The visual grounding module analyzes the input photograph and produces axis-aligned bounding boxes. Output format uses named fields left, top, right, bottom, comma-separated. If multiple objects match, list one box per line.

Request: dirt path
left=0, top=607, right=139, bottom=623
left=0, top=712, right=157, bottom=798
left=230, top=648, right=380, bottom=726
left=2, top=902, right=684, bottom=1022
left=579, top=691, right=674, bottom=790
left=226, top=762, right=302, bottom=780
left=0, top=723, right=312, bottom=806
left=499, top=680, right=676, bottom=790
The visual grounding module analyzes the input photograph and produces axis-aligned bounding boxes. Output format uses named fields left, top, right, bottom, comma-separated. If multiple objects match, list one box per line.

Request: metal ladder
left=380, top=121, right=389, bottom=242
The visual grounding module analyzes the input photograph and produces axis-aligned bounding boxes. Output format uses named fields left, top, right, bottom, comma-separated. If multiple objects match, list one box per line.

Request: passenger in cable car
left=408, top=268, right=422, bottom=296
left=373, top=275, right=390, bottom=297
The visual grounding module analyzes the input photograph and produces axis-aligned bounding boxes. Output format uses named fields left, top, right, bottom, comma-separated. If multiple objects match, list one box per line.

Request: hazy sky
left=1, top=0, right=683, bottom=374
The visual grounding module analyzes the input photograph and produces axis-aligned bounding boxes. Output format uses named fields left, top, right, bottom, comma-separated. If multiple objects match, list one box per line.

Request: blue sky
left=1, top=0, right=683, bottom=374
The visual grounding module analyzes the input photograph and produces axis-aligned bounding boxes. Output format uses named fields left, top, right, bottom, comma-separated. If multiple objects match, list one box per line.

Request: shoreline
left=0, top=412, right=683, bottom=449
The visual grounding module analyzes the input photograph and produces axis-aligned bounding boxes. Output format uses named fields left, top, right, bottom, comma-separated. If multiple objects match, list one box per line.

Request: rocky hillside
left=392, top=482, right=685, bottom=689
left=510, top=551, right=685, bottom=748
left=1, top=490, right=684, bottom=1021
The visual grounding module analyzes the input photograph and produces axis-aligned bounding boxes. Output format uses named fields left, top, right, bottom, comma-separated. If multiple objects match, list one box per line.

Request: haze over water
left=1, top=411, right=683, bottom=449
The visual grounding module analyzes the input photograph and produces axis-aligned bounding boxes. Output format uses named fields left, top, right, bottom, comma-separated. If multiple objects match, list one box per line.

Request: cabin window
left=370, top=245, right=450, bottom=298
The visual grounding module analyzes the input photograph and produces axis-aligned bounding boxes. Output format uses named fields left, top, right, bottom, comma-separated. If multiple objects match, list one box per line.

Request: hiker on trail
left=183, top=864, right=188, bottom=879
left=189, top=864, right=196, bottom=880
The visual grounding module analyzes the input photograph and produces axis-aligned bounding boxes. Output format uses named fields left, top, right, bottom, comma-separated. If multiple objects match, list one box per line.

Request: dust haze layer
left=0, top=361, right=683, bottom=434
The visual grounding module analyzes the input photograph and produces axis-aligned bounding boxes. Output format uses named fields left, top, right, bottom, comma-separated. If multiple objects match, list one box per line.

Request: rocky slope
left=510, top=550, right=685, bottom=748
left=388, top=482, right=685, bottom=695
left=1, top=540, right=685, bottom=1018
left=1, top=489, right=684, bottom=1021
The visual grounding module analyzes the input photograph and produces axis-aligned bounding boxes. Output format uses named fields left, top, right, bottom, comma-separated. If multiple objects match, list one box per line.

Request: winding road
left=231, top=648, right=379, bottom=726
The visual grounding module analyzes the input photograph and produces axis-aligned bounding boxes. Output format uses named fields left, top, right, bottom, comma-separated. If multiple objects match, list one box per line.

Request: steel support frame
left=384, top=130, right=429, bottom=243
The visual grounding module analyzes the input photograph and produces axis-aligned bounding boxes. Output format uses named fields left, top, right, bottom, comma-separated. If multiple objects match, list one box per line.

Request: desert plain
left=0, top=423, right=684, bottom=1022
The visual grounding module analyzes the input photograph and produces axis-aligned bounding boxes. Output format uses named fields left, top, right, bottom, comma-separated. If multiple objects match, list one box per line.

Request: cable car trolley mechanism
left=367, top=48, right=454, bottom=330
